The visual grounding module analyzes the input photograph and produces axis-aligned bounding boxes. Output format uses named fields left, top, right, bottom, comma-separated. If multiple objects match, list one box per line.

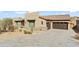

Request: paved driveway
left=0, top=29, right=79, bottom=47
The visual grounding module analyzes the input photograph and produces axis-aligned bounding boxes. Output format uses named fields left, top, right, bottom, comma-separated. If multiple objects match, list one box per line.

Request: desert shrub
left=2, top=18, right=13, bottom=32
left=73, top=35, right=79, bottom=40
left=24, top=30, right=32, bottom=34
left=19, top=29, right=22, bottom=32
left=8, top=26, right=14, bottom=32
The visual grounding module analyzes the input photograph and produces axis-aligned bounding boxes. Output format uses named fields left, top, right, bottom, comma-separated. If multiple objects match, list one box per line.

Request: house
left=39, top=15, right=71, bottom=30
left=13, top=12, right=76, bottom=32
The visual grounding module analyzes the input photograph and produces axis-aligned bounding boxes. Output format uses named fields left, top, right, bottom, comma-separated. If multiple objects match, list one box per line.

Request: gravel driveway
left=0, top=29, right=79, bottom=47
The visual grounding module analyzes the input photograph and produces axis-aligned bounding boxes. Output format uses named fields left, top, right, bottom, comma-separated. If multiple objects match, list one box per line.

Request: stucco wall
left=34, top=18, right=47, bottom=31
left=25, top=12, right=47, bottom=31
left=70, top=17, right=76, bottom=28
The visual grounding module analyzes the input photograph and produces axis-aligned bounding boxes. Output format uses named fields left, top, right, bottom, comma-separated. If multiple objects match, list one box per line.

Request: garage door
left=53, top=22, right=68, bottom=29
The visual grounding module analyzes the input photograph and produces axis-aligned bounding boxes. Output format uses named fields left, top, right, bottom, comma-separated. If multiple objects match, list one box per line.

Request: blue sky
left=40, top=11, right=79, bottom=16
left=0, top=11, right=79, bottom=18
left=0, top=11, right=26, bottom=18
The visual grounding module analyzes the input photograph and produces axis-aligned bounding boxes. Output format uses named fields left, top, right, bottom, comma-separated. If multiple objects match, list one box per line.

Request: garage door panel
left=53, top=22, right=68, bottom=29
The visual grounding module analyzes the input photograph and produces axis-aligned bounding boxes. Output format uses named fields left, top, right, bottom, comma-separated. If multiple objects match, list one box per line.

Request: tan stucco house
left=13, top=12, right=78, bottom=31
left=39, top=15, right=71, bottom=30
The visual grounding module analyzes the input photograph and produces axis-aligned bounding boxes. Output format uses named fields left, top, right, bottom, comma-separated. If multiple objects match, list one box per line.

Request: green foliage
left=3, top=18, right=13, bottom=27
left=0, top=18, right=14, bottom=32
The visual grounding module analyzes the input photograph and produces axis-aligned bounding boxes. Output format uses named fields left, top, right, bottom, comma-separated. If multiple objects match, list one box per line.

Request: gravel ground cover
left=0, top=29, right=78, bottom=47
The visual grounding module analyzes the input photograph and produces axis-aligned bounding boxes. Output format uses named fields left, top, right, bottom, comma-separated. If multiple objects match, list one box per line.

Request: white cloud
left=28, top=11, right=38, bottom=13
left=61, top=11, right=70, bottom=15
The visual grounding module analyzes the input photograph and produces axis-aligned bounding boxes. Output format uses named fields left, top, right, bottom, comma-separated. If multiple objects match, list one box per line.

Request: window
left=41, top=21, right=43, bottom=25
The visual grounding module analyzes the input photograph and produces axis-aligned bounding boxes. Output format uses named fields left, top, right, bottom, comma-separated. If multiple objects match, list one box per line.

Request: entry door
left=21, top=20, right=25, bottom=26
left=29, top=22, right=35, bottom=28
left=46, top=22, right=51, bottom=30
left=16, top=22, right=21, bottom=28
left=28, top=20, right=35, bottom=29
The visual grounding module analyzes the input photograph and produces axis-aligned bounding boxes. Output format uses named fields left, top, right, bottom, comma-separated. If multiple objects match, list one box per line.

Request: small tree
left=0, top=20, right=2, bottom=33
left=2, top=18, right=14, bottom=32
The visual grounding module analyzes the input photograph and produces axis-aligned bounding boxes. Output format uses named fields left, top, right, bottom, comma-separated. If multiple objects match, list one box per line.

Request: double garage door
left=53, top=22, right=68, bottom=29
left=46, top=22, right=68, bottom=30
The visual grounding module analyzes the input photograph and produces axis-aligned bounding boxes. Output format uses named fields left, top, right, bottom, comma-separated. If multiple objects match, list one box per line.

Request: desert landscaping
left=0, top=29, right=79, bottom=47
left=0, top=11, right=79, bottom=47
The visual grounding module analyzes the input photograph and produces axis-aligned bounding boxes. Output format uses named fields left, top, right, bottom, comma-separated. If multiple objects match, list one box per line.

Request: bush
left=24, top=30, right=32, bottom=34
left=2, top=18, right=14, bottom=32
left=74, top=35, right=79, bottom=40
left=19, top=29, right=22, bottom=32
